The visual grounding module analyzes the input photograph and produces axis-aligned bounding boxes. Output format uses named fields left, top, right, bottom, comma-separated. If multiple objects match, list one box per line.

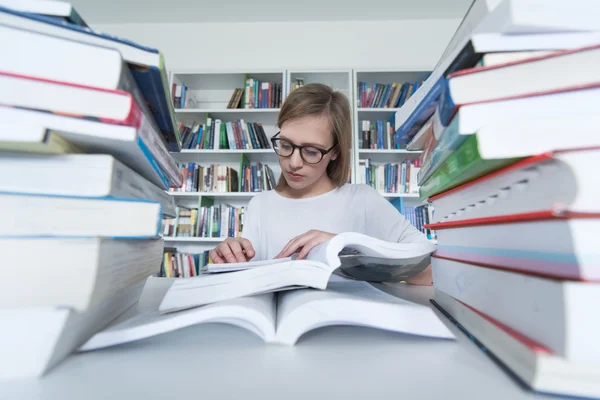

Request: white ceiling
left=71, top=0, right=473, bottom=24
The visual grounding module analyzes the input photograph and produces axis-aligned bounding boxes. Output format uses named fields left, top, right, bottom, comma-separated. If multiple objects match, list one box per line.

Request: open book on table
left=160, top=232, right=437, bottom=313
left=79, top=276, right=454, bottom=350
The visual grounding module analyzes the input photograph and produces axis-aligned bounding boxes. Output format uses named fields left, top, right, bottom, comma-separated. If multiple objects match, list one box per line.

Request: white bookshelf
left=165, top=68, right=430, bottom=253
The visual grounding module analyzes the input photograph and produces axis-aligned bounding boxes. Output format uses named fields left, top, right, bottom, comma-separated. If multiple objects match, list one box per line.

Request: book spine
left=417, top=114, right=464, bottom=185
left=418, top=135, right=518, bottom=200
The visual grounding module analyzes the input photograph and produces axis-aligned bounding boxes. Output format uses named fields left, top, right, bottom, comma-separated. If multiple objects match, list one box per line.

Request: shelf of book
left=357, top=108, right=402, bottom=112
left=165, top=68, right=431, bottom=252
left=169, top=192, right=260, bottom=198
left=175, top=108, right=281, bottom=114
left=163, top=237, right=222, bottom=243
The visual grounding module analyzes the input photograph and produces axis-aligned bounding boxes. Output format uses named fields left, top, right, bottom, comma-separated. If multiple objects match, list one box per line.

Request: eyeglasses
left=270, top=132, right=337, bottom=164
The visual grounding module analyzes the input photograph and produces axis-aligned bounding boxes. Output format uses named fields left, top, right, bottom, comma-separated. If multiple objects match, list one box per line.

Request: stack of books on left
left=0, top=1, right=181, bottom=379
left=414, top=1, right=600, bottom=397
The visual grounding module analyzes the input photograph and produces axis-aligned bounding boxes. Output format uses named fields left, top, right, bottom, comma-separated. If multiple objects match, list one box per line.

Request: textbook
left=80, top=277, right=454, bottom=350
left=0, top=5, right=181, bottom=151
left=0, top=193, right=163, bottom=238
left=0, top=280, right=144, bottom=379
left=432, top=290, right=600, bottom=399
left=0, top=71, right=180, bottom=188
left=432, top=256, right=600, bottom=363
left=0, top=238, right=163, bottom=312
left=159, top=232, right=437, bottom=312
left=0, top=152, right=176, bottom=217
left=0, top=105, right=175, bottom=189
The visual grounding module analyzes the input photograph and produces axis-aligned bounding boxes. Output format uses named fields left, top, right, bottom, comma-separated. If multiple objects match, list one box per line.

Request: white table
left=0, top=282, right=557, bottom=400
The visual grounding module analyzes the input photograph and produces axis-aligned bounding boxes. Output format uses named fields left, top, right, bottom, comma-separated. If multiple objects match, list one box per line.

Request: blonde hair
left=276, top=83, right=351, bottom=190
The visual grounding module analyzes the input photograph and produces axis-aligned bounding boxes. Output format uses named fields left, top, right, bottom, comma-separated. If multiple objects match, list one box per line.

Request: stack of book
left=359, top=120, right=399, bottom=149
left=160, top=249, right=211, bottom=278
left=242, top=78, right=282, bottom=109
left=0, top=2, right=180, bottom=379
left=170, top=163, right=240, bottom=193
left=162, top=205, right=246, bottom=239
left=356, top=80, right=424, bottom=108
left=357, top=159, right=420, bottom=195
left=178, top=118, right=271, bottom=150
left=401, top=0, right=600, bottom=397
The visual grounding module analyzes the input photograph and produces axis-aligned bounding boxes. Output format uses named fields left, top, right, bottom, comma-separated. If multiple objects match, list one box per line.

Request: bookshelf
left=166, top=68, right=431, bottom=253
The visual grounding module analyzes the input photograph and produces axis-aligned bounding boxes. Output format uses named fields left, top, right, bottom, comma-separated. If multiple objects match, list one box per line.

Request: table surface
left=0, top=281, right=558, bottom=400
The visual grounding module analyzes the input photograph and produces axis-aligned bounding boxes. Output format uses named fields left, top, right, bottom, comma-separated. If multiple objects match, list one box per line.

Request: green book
left=419, top=135, right=521, bottom=200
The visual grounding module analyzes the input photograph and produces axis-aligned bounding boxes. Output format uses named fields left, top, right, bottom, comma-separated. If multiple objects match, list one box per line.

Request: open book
left=160, top=232, right=436, bottom=313
left=80, top=276, right=454, bottom=350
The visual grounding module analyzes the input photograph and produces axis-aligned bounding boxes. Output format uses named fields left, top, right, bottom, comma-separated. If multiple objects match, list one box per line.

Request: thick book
left=159, top=232, right=437, bottom=312
left=0, top=23, right=168, bottom=150
left=429, top=149, right=599, bottom=224
left=0, top=5, right=181, bottom=151
left=0, top=280, right=144, bottom=379
left=419, top=134, right=519, bottom=200
left=0, top=105, right=173, bottom=189
left=0, top=237, right=162, bottom=311
left=392, top=5, right=600, bottom=141
left=0, top=123, right=83, bottom=154
left=80, top=277, right=454, bottom=350
left=0, top=153, right=176, bottom=217
left=437, top=44, right=600, bottom=124
left=419, top=84, right=600, bottom=184
left=0, top=71, right=180, bottom=188
left=432, top=256, right=600, bottom=363
left=429, top=212, right=599, bottom=281
left=0, top=0, right=88, bottom=26
left=0, top=193, right=163, bottom=238
left=478, top=0, right=599, bottom=34
left=432, top=290, right=600, bottom=399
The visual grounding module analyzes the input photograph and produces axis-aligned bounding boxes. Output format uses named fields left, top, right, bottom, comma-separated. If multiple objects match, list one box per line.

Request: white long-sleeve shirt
left=242, top=183, right=429, bottom=261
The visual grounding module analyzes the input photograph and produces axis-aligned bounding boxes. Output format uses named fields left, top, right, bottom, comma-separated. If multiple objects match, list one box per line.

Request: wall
left=93, top=19, right=461, bottom=72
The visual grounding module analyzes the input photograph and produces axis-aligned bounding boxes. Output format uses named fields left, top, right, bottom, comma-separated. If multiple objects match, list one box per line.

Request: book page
left=80, top=294, right=277, bottom=351
left=204, top=257, right=292, bottom=273
left=274, top=280, right=454, bottom=345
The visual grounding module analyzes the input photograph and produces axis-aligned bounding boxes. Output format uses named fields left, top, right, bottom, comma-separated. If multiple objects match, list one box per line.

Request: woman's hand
left=209, top=237, right=255, bottom=264
left=406, top=264, right=433, bottom=286
left=275, top=230, right=336, bottom=260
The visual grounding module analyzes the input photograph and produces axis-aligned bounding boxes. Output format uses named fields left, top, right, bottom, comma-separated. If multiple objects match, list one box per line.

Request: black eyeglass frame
left=270, top=132, right=337, bottom=164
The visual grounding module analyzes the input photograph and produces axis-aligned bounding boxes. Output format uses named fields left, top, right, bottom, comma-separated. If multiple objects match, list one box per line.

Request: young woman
left=210, top=83, right=432, bottom=285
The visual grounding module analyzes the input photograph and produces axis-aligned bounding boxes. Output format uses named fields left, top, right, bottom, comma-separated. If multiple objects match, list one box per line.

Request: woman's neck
left=277, top=175, right=336, bottom=199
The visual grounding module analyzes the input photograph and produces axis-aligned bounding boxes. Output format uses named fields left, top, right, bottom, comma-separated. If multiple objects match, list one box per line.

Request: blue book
left=0, top=6, right=181, bottom=151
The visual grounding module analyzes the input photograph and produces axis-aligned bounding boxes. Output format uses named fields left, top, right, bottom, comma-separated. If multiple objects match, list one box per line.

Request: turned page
left=80, top=289, right=278, bottom=351
left=273, top=278, right=455, bottom=345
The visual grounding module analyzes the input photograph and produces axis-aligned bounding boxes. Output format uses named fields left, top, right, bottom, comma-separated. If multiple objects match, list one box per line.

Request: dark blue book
left=0, top=5, right=181, bottom=151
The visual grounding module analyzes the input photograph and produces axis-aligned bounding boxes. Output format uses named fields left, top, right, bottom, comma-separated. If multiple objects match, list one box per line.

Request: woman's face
left=277, top=115, right=337, bottom=192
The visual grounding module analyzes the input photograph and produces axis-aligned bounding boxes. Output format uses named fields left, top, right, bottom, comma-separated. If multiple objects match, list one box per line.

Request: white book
left=0, top=0, right=85, bottom=24
left=445, top=45, right=600, bottom=107
left=0, top=5, right=159, bottom=67
left=430, top=149, right=600, bottom=224
left=447, top=85, right=600, bottom=148
left=159, top=232, right=437, bottom=312
left=478, top=0, right=600, bottom=34
left=0, top=106, right=172, bottom=189
left=0, top=238, right=163, bottom=311
left=0, top=193, right=162, bottom=238
left=432, top=216, right=598, bottom=281
left=433, top=290, right=600, bottom=399
left=0, top=72, right=178, bottom=188
left=0, top=281, right=144, bottom=380
left=0, top=24, right=124, bottom=88
left=480, top=50, right=553, bottom=66
left=0, top=152, right=176, bottom=217
left=432, top=257, right=600, bottom=362
left=80, top=277, right=454, bottom=351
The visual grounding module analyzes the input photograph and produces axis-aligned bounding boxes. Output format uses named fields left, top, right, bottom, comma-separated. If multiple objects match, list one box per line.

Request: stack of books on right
left=420, top=3, right=600, bottom=398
